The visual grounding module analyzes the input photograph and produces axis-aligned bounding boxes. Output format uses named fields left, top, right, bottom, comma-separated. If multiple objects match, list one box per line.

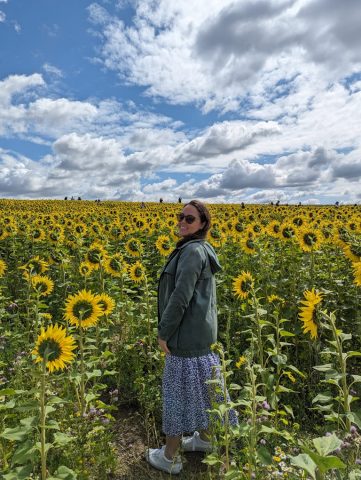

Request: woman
left=145, top=200, right=236, bottom=474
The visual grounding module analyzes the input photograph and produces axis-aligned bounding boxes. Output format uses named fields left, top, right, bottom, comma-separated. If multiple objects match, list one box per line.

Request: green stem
left=220, top=349, right=230, bottom=472
left=79, top=324, right=86, bottom=417
left=40, top=361, right=47, bottom=480
left=329, top=313, right=351, bottom=431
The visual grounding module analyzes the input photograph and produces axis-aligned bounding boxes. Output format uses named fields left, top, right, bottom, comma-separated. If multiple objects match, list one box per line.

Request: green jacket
left=158, top=239, right=222, bottom=357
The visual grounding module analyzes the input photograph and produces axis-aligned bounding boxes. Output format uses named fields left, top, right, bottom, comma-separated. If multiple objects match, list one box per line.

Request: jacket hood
left=178, top=239, right=222, bottom=274
left=203, top=241, right=222, bottom=274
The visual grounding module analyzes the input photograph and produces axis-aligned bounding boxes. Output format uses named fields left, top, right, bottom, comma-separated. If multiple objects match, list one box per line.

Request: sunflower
left=155, top=235, right=173, bottom=257
left=233, top=271, right=254, bottom=299
left=297, top=228, right=322, bottom=252
left=74, top=222, right=88, bottom=237
left=0, top=259, right=7, bottom=277
left=352, top=261, right=361, bottom=286
left=47, top=226, right=65, bottom=245
left=104, top=253, right=126, bottom=277
left=96, top=293, right=116, bottom=316
left=298, top=288, right=323, bottom=339
left=0, top=225, right=9, bottom=241
left=128, top=261, right=146, bottom=284
left=235, top=355, right=247, bottom=368
left=86, top=241, right=108, bottom=269
left=79, top=261, right=95, bottom=277
left=31, top=275, right=54, bottom=297
left=267, top=294, right=284, bottom=304
left=279, top=223, right=296, bottom=241
left=64, top=289, right=103, bottom=328
left=240, top=236, right=257, bottom=255
left=20, top=256, right=49, bottom=275
left=32, top=324, right=76, bottom=372
left=342, top=242, right=361, bottom=263
left=266, top=220, right=282, bottom=238
left=32, top=228, right=46, bottom=242
left=125, top=237, right=143, bottom=257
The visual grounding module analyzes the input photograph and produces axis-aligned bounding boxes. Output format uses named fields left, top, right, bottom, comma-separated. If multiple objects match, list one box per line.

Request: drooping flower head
left=64, top=289, right=102, bottom=328
left=233, top=271, right=255, bottom=299
left=32, top=324, right=76, bottom=372
left=299, top=288, right=323, bottom=339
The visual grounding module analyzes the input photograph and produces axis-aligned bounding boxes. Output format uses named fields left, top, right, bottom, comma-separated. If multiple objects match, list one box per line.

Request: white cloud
left=0, top=10, right=5, bottom=22
left=42, top=63, right=63, bottom=78
left=89, top=0, right=361, bottom=113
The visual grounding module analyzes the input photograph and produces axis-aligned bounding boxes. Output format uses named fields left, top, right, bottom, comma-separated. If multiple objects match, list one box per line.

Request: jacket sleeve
left=158, top=245, right=204, bottom=341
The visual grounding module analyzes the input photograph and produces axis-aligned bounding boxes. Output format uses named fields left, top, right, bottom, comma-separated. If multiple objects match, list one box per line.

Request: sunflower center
left=109, top=258, right=122, bottom=271
left=303, top=233, right=317, bottom=246
left=246, top=239, right=255, bottom=249
left=72, top=300, right=94, bottom=320
left=134, top=267, right=143, bottom=277
left=38, top=338, right=61, bottom=361
left=88, top=249, right=102, bottom=263
left=34, top=281, right=49, bottom=293
left=241, top=279, right=252, bottom=293
left=129, top=241, right=140, bottom=252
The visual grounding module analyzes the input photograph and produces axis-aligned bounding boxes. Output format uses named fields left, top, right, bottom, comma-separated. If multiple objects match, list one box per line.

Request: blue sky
left=0, top=0, right=361, bottom=204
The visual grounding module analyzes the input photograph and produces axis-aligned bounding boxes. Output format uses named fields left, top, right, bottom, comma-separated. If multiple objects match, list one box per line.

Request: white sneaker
left=145, top=445, right=183, bottom=474
left=181, top=431, right=212, bottom=453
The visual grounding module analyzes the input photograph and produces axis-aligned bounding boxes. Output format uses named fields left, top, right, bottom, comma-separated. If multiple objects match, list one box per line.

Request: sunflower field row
left=0, top=199, right=361, bottom=479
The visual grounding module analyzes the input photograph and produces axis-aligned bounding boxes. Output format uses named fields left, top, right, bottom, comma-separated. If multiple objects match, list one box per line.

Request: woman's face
left=177, top=204, right=205, bottom=238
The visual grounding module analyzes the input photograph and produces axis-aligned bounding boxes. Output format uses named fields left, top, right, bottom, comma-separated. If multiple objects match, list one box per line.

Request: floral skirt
left=162, top=352, right=238, bottom=436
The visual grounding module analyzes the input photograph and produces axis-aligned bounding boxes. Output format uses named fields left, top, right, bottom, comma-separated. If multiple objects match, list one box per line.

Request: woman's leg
left=165, top=435, right=181, bottom=459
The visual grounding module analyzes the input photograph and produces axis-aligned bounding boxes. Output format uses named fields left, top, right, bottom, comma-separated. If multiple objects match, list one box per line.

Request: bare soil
left=112, top=406, right=211, bottom=480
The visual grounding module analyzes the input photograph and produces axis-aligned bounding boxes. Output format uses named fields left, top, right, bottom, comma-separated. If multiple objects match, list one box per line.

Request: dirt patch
left=112, top=406, right=211, bottom=479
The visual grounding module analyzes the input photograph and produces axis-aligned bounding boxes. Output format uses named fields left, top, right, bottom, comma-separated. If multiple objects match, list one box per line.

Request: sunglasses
left=177, top=213, right=197, bottom=224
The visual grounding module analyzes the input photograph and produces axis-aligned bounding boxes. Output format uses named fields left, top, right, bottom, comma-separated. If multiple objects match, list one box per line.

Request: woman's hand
left=158, top=337, right=170, bottom=354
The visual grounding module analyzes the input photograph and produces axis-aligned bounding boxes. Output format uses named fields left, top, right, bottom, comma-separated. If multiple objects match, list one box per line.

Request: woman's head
left=177, top=199, right=211, bottom=240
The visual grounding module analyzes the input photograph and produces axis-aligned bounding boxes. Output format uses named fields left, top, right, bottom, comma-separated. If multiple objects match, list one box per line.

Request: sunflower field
left=0, top=199, right=361, bottom=480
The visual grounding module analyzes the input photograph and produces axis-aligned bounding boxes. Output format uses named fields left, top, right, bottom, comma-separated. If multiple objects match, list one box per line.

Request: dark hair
left=176, top=199, right=211, bottom=247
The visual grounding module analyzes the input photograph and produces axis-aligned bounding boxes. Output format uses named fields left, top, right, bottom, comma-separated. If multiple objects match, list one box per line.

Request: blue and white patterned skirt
left=162, top=352, right=238, bottom=436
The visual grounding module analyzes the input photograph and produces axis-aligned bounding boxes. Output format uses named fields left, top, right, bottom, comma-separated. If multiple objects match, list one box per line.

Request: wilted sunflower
left=0, top=259, right=7, bottom=277
left=104, top=253, right=126, bottom=277
left=352, top=261, right=361, bottom=286
left=64, top=289, right=103, bottom=328
left=32, top=324, right=76, bottom=372
left=233, top=271, right=254, bottom=299
left=128, top=260, right=146, bottom=283
left=31, top=275, right=54, bottom=297
left=125, top=237, right=143, bottom=257
left=155, top=235, right=173, bottom=257
left=96, top=293, right=116, bottom=316
left=299, top=288, right=323, bottom=340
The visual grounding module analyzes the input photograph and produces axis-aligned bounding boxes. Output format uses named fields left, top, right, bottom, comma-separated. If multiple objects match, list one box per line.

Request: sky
left=0, top=0, right=361, bottom=204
